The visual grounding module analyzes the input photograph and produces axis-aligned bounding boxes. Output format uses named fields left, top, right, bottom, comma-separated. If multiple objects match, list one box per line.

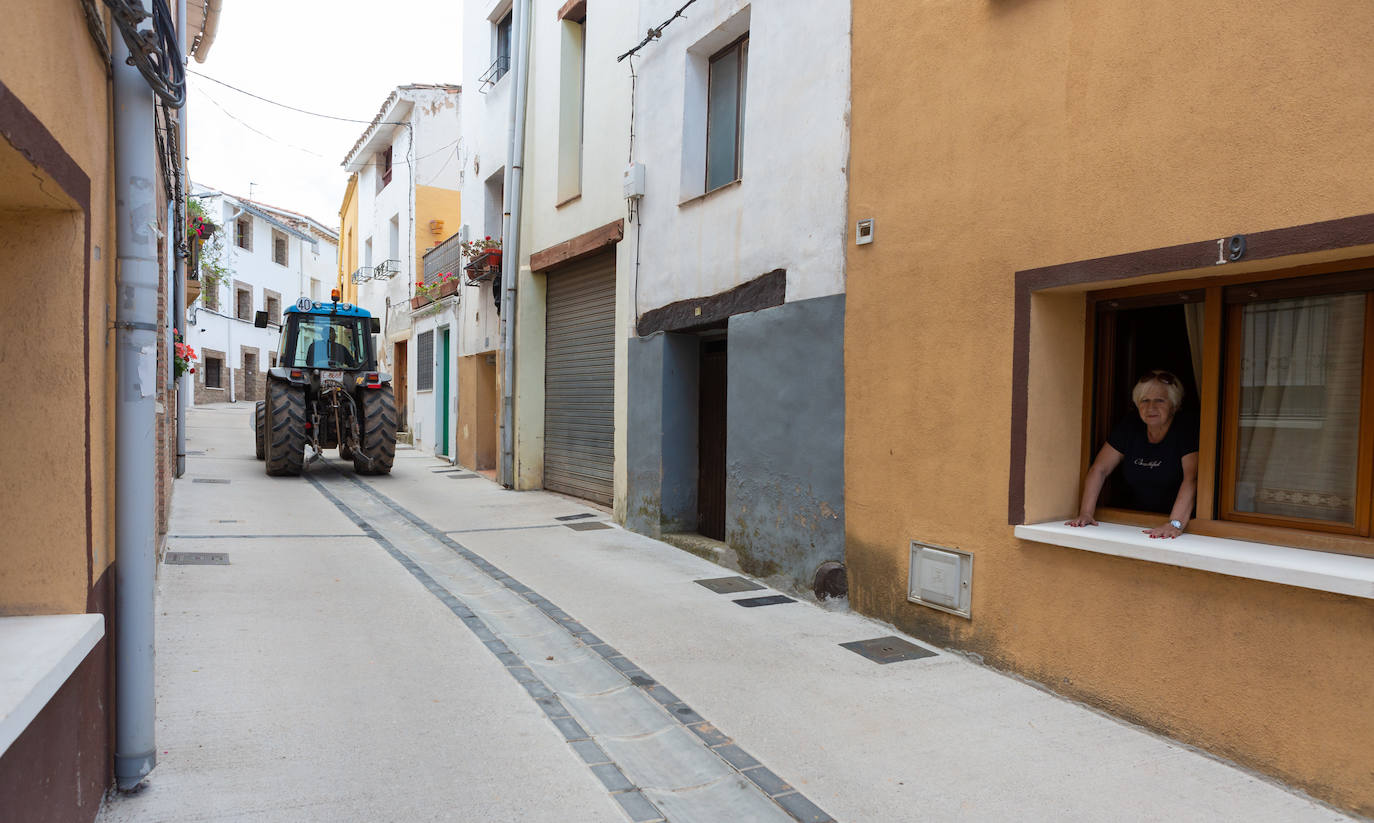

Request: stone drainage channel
left=306, top=469, right=833, bottom=823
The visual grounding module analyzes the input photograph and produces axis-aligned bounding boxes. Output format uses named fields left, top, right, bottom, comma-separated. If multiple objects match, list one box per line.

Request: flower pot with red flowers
left=460, top=236, right=503, bottom=284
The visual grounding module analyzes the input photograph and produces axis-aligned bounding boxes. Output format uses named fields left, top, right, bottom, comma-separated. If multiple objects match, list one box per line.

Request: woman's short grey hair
left=1132, top=372, right=1184, bottom=411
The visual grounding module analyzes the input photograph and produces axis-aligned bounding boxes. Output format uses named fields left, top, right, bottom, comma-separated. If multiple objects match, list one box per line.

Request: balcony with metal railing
left=351, top=259, right=402, bottom=284
left=479, top=57, right=510, bottom=92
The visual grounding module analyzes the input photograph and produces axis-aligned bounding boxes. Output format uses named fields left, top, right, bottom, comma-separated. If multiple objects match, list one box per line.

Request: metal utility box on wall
left=909, top=541, right=972, bottom=618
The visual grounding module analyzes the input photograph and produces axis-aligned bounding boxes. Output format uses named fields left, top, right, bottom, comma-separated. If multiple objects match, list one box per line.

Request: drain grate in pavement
left=840, top=636, right=937, bottom=664
left=192, top=478, right=230, bottom=484
left=555, top=513, right=596, bottom=522
left=695, top=576, right=765, bottom=594
left=564, top=521, right=611, bottom=531
left=165, top=552, right=229, bottom=565
left=446, top=473, right=479, bottom=480
left=734, top=595, right=795, bottom=608
left=431, top=468, right=462, bottom=473
left=186, top=450, right=206, bottom=455
left=216, top=519, right=239, bottom=523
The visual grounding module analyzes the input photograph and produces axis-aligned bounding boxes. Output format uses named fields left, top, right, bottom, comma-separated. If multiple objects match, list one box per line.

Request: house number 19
left=1216, top=234, right=1246, bottom=264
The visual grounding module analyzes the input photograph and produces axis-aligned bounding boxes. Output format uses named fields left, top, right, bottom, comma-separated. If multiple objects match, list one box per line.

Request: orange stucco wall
left=414, top=184, right=461, bottom=279
left=0, top=1, right=119, bottom=613
left=846, top=1, right=1374, bottom=814
left=338, top=174, right=359, bottom=304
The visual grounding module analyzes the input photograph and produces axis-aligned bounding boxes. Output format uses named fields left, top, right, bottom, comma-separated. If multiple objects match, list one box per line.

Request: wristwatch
left=1169, top=519, right=1184, bottom=530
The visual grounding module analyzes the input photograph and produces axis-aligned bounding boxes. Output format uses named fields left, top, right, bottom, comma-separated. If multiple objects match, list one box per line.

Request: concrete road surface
left=97, top=404, right=1355, bottom=823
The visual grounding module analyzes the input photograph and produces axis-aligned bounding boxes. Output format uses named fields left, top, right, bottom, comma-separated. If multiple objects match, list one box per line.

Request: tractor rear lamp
left=290, top=369, right=303, bottom=379
left=366, top=372, right=381, bottom=389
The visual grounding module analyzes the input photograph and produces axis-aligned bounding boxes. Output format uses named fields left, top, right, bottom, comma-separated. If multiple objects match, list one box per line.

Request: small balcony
left=479, top=57, right=510, bottom=93
left=373, top=259, right=401, bottom=280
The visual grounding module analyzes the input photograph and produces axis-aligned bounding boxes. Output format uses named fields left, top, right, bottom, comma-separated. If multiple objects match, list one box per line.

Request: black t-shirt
left=1106, top=412, right=1199, bottom=513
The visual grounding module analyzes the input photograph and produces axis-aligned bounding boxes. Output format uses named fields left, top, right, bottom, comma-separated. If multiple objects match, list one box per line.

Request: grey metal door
left=544, top=253, right=615, bottom=505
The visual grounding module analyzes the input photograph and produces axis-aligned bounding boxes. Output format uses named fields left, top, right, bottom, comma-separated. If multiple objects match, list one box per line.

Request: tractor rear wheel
left=265, top=380, right=307, bottom=476
left=353, top=386, right=397, bottom=475
left=254, top=401, right=266, bottom=460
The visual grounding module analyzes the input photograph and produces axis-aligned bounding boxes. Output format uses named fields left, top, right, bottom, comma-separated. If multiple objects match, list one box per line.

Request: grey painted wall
left=726, top=294, right=845, bottom=584
left=626, top=333, right=699, bottom=536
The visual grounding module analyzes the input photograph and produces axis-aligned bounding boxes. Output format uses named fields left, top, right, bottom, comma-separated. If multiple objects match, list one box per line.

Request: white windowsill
left=1015, top=521, right=1374, bottom=599
left=0, top=614, right=105, bottom=756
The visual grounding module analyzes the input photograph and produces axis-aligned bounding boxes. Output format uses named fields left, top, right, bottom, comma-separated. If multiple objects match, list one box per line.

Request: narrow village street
left=94, top=404, right=1352, bottom=823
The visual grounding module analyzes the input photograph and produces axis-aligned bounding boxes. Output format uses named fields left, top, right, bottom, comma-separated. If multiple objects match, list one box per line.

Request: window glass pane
left=286, top=315, right=367, bottom=369
left=706, top=45, right=740, bottom=191
left=1233, top=293, right=1365, bottom=524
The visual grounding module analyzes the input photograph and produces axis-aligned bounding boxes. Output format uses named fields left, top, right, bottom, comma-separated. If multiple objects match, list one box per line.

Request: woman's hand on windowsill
left=1143, top=523, right=1183, bottom=539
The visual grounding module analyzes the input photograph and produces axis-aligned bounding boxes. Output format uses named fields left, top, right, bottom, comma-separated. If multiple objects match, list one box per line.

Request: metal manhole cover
left=165, top=552, right=230, bottom=565
left=734, top=595, right=794, bottom=608
left=565, top=522, right=611, bottom=531
left=192, top=478, right=230, bottom=484
left=839, top=636, right=937, bottom=664
left=695, top=576, right=764, bottom=594
left=555, top=513, right=595, bottom=522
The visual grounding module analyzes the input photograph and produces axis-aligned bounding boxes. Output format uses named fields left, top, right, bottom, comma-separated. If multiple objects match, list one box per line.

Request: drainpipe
left=499, top=0, right=531, bottom=488
left=225, top=201, right=243, bottom=403
left=112, top=0, right=159, bottom=789
left=174, top=0, right=188, bottom=477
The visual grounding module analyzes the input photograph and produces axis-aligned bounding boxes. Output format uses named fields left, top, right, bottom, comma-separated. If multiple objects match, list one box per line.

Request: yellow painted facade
left=846, top=1, right=1374, bottom=815
left=414, top=183, right=461, bottom=281
left=0, top=0, right=120, bottom=615
left=338, top=173, right=359, bottom=304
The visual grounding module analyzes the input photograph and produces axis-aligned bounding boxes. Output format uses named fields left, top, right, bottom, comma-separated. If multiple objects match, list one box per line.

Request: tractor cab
left=257, top=293, right=380, bottom=373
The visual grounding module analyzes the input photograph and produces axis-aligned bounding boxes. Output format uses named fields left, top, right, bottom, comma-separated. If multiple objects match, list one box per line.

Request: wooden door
left=698, top=339, right=728, bottom=540
left=393, top=340, right=408, bottom=430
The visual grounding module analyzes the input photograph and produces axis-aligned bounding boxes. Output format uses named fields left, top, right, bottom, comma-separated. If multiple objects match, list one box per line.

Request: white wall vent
left=908, top=541, right=972, bottom=619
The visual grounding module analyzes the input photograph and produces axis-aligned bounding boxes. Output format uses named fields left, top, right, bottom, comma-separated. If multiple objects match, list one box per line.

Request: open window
left=1085, top=263, right=1374, bottom=553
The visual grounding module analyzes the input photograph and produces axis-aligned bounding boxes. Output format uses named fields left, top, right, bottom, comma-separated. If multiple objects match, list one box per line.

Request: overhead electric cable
left=189, top=69, right=392, bottom=125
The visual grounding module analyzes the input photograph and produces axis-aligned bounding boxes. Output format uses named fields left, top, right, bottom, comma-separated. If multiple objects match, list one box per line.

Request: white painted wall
left=410, top=300, right=461, bottom=458
left=189, top=190, right=338, bottom=404
left=513, top=0, right=639, bottom=510
left=343, top=86, right=462, bottom=453
left=458, top=0, right=514, bottom=361
left=630, top=0, right=851, bottom=307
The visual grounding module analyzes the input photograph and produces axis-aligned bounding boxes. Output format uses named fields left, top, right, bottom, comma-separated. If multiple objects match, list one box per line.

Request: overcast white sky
left=187, top=0, right=463, bottom=227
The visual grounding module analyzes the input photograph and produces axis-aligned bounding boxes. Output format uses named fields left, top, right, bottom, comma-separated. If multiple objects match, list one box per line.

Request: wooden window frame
left=1085, top=256, right=1374, bottom=559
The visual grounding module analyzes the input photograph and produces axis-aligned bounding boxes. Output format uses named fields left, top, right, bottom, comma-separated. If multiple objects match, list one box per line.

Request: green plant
left=173, top=329, right=197, bottom=378
left=459, top=236, right=501, bottom=260
left=415, top=271, right=458, bottom=301
left=188, top=197, right=230, bottom=300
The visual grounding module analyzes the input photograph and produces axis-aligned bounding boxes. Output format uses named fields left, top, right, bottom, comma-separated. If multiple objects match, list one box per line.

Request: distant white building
left=188, top=186, right=339, bottom=405
left=340, top=84, right=462, bottom=453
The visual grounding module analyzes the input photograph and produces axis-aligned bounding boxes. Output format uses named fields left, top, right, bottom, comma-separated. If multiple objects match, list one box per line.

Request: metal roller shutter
left=544, top=253, right=616, bottom=505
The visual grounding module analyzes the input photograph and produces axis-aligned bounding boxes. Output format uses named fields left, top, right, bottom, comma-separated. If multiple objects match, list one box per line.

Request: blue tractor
left=252, top=294, right=397, bottom=476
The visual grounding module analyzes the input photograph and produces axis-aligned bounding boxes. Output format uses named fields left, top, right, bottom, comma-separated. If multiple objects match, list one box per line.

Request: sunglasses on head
left=1137, top=370, right=1178, bottom=386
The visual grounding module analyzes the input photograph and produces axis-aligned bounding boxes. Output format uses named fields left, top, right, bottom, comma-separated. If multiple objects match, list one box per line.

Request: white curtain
left=1233, top=294, right=1364, bottom=524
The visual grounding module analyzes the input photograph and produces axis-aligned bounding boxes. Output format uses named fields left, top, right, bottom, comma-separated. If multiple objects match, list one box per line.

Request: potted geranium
left=173, top=329, right=197, bottom=378
left=461, top=236, right=502, bottom=283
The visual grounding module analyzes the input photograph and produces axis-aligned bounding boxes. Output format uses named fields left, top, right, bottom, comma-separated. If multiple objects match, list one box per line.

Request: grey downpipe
left=499, top=0, right=532, bottom=488
left=112, top=0, right=159, bottom=789
left=174, top=0, right=188, bottom=477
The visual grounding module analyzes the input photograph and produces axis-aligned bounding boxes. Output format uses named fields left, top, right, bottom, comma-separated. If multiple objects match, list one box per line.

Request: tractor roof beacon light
left=331, top=288, right=340, bottom=303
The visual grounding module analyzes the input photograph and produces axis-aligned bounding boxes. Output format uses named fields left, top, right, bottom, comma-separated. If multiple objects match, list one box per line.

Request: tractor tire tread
left=353, top=386, right=397, bottom=475
left=265, top=381, right=307, bottom=476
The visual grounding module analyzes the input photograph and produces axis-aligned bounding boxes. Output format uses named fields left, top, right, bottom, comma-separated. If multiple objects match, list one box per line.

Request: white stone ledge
left=0, top=613, right=105, bottom=755
left=1015, top=521, right=1374, bottom=600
